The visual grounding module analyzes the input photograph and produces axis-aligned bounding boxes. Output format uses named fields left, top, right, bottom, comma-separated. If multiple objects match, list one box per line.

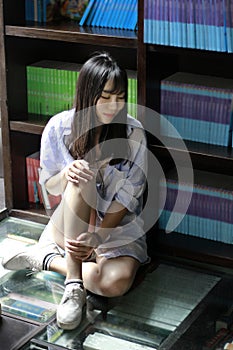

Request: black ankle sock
left=65, top=279, right=84, bottom=289
left=42, top=253, right=60, bottom=271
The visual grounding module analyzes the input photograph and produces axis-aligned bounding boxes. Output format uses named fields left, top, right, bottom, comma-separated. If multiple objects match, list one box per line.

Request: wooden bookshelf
left=1, top=0, right=233, bottom=292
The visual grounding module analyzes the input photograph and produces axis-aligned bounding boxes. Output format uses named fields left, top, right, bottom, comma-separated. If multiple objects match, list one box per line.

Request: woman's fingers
left=67, top=160, right=94, bottom=183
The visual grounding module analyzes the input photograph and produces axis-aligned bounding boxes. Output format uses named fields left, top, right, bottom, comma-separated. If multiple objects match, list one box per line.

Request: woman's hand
left=65, top=159, right=94, bottom=184
left=65, top=232, right=102, bottom=261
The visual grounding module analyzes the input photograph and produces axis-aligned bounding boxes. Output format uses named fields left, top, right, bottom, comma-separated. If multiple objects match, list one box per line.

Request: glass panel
left=0, top=217, right=65, bottom=323
left=34, top=264, right=221, bottom=349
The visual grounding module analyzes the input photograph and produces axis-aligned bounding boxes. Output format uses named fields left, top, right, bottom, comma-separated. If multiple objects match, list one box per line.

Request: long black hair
left=65, top=52, right=129, bottom=163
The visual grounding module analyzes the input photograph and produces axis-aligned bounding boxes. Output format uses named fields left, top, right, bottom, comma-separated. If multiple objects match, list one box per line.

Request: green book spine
left=43, top=67, right=50, bottom=116
left=49, top=67, right=55, bottom=116
left=53, top=67, right=59, bottom=115
left=133, top=77, right=137, bottom=119
left=67, top=69, right=73, bottom=109
left=37, top=66, right=43, bottom=115
left=61, top=68, right=67, bottom=111
left=30, top=66, right=36, bottom=114
left=26, top=66, right=32, bottom=114
left=56, top=69, right=64, bottom=113
left=41, top=66, right=46, bottom=115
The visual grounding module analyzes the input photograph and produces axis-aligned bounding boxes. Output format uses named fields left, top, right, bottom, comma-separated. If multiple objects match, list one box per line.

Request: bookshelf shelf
left=10, top=120, right=46, bottom=135
left=151, top=142, right=233, bottom=175
left=155, top=230, right=233, bottom=269
left=6, top=24, right=137, bottom=48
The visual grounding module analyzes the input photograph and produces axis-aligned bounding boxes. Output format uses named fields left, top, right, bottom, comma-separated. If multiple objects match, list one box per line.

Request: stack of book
left=26, top=151, right=61, bottom=210
left=144, top=0, right=233, bottom=52
left=26, top=60, right=138, bottom=119
left=160, top=72, right=233, bottom=147
left=79, top=0, right=138, bottom=30
left=159, top=168, right=233, bottom=244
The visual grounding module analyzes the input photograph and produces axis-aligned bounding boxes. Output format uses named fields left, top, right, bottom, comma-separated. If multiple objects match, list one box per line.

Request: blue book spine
left=79, top=0, right=95, bottom=26
left=25, top=0, right=34, bottom=21
left=158, top=0, right=164, bottom=45
left=168, top=0, right=173, bottom=46
left=129, top=0, right=138, bottom=30
left=144, top=0, right=149, bottom=42
left=176, top=0, right=182, bottom=47
left=97, top=0, right=109, bottom=27
left=86, top=0, right=99, bottom=26
left=91, top=0, right=103, bottom=26
left=37, top=0, right=42, bottom=23
left=103, top=0, right=116, bottom=28
left=121, top=0, right=133, bottom=30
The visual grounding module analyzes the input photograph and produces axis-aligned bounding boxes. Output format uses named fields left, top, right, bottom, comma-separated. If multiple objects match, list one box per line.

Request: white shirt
left=39, top=109, right=148, bottom=249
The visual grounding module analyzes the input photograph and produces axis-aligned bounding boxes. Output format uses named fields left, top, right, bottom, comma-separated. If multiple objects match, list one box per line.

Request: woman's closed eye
left=101, top=93, right=125, bottom=101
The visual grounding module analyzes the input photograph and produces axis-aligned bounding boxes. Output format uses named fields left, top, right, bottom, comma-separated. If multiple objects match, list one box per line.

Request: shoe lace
left=64, top=285, right=83, bottom=302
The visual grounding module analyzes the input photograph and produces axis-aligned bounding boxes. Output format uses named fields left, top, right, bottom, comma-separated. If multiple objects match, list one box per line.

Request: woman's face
left=96, top=80, right=125, bottom=124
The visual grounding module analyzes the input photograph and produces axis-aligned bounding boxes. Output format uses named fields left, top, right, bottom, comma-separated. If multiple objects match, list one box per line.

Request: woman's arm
left=45, top=159, right=95, bottom=196
left=45, top=167, right=68, bottom=195
left=68, top=200, right=128, bottom=255
left=96, top=200, right=128, bottom=241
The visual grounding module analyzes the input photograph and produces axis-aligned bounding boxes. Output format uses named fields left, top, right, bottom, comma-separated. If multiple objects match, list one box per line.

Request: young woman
left=2, top=52, right=149, bottom=330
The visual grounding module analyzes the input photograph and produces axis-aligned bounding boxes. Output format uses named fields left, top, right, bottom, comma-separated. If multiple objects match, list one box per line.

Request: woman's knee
left=98, top=269, right=135, bottom=297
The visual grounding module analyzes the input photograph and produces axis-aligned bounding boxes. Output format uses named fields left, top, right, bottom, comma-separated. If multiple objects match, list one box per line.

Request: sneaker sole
left=56, top=318, right=82, bottom=330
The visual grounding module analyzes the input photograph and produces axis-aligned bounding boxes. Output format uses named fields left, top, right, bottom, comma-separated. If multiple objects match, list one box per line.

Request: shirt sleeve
left=39, top=113, right=74, bottom=185
left=114, top=127, right=148, bottom=214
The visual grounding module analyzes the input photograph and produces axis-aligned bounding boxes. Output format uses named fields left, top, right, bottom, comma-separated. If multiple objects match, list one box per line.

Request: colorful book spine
left=160, top=72, right=233, bottom=147
left=0, top=293, right=56, bottom=322
left=159, top=170, right=233, bottom=244
left=144, top=0, right=233, bottom=52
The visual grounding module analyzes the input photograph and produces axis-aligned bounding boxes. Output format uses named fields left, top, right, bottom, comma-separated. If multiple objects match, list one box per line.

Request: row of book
left=144, top=0, right=233, bottom=52
left=26, top=60, right=138, bottom=119
left=160, top=72, right=233, bottom=147
left=25, top=0, right=89, bottom=23
left=159, top=168, right=233, bottom=245
left=26, top=151, right=61, bottom=210
left=25, top=0, right=138, bottom=30
left=79, top=0, right=138, bottom=30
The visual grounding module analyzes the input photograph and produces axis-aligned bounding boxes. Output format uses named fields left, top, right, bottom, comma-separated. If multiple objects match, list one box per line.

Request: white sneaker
left=56, top=283, right=86, bottom=330
left=2, top=242, right=62, bottom=272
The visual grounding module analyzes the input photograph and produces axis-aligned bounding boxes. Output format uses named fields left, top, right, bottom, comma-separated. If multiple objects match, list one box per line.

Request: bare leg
left=49, top=254, right=140, bottom=297
left=50, top=178, right=96, bottom=282
left=82, top=256, right=140, bottom=297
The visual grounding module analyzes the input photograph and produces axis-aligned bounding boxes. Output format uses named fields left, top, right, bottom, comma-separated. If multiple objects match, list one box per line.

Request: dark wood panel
left=10, top=132, right=41, bottom=209
left=154, top=230, right=233, bottom=268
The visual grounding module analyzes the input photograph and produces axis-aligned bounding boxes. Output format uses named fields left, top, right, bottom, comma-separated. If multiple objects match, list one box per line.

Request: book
left=78, top=0, right=95, bottom=26
left=26, top=151, right=43, bottom=203
left=83, top=332, right=157, bottom=350
left=26, top=150, right=61, bottom=209
left=160, top=72, right=233, bottom=147
left=0, top=292, right=56, bottom=322
left=61, top=0, right=89, bottom=22
left=143, top=0, right=233, bottom=52
left=159, top=167, right=233, bottom=244
left=26, top=60, right=81, bottom=117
